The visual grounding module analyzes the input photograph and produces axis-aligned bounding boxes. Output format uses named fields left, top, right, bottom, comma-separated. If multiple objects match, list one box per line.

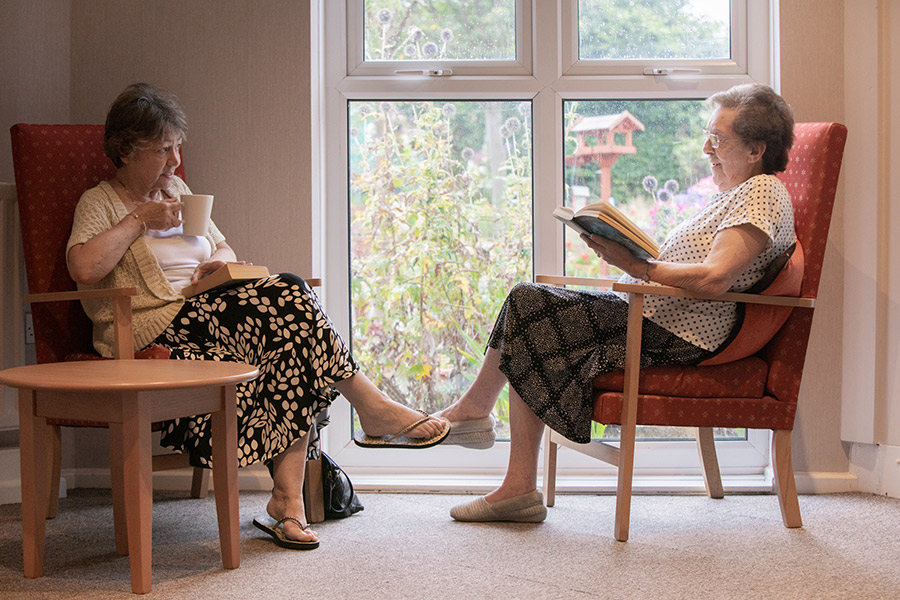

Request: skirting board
left=62, top=463, right=273, bottom=492
left=13, top=465, right=860, bottom=498
left=0, top=447, right=66, bottom=505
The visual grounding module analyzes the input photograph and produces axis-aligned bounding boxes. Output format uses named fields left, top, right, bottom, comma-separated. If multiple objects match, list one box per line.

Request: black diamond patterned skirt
left=487, top=282, right=710, bottom=443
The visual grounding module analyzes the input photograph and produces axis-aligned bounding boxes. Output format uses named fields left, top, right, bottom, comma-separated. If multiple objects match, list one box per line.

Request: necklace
left=115, top=177, right=159, bottom=206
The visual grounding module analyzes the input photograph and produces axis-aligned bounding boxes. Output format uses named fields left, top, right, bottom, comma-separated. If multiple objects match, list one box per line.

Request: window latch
left=643, top=67, right=702, bottom=76
left=393, top=69, right=453, bottom=77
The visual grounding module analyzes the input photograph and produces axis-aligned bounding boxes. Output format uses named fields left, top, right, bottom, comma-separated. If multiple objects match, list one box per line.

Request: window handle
left=393, top=69, right=453, bottom=77
left=643, top=67, right=702, bottom=76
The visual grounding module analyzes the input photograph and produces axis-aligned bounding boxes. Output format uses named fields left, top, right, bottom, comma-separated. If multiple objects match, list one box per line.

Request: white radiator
left=0, top=182, right=24, bottom=430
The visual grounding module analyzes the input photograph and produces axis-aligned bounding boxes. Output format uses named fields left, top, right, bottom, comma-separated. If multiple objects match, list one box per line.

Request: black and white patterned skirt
left=153, top=273, right=358, bottom=468
left=488, top=283, right=710, bottom=444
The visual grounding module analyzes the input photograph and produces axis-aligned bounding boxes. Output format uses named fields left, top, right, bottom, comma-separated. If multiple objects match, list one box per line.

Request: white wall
left=841, top=0, right=900, bottom=497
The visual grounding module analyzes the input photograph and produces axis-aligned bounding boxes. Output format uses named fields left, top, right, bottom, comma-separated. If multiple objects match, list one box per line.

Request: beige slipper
left=450, top=490, right=547, bottom=523
left=443, top=416, right=496, bottom=449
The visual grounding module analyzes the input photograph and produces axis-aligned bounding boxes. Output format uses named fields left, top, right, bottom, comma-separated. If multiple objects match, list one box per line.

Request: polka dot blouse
left=617, top=174, right=796, bottom=351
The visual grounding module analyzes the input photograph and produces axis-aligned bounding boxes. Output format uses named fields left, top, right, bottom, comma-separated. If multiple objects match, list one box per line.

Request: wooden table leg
left=210, top=384, right=240, bottom=570
left=18, top=388, right=48, bottom=578
left=116, top=391, right=154, bottom=594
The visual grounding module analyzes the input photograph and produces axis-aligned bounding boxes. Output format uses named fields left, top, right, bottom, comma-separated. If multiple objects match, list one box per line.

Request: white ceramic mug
left=181, top=194, right=214, bottom=236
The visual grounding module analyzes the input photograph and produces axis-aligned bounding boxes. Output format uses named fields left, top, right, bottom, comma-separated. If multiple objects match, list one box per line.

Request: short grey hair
left=103, top=83, right=188, bottom=168
left=707, top=84, right=794, bottom=173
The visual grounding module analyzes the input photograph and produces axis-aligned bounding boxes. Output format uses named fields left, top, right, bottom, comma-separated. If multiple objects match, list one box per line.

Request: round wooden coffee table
left=0, top=359, right=258, bottom=594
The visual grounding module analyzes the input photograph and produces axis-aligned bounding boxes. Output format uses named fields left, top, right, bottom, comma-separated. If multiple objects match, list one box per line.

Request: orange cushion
left=699, top=241, right=804, bottom=366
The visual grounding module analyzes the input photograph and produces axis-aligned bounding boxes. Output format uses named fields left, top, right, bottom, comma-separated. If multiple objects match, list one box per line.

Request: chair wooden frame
left=537, top=275, right=814, bottom=541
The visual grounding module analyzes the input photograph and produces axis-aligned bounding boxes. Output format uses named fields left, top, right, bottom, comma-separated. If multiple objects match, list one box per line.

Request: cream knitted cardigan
left=66, top=177, right=225, bottom=357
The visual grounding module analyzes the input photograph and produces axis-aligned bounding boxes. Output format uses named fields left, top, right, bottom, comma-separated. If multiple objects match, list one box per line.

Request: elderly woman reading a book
left=437, top=83, right=796, bottom=523
left=66, top=83, right=450, bottom=550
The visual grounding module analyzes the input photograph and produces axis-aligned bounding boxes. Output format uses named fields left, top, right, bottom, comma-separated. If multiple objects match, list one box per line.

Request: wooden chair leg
left=190, top=467, right=210, bottom=499
left=108, top=426, right=129, bottom=556
left=209, top=384, right=240, bottom=570
left=614, top=293, right=644, bottom=542
left=46, top=425, right=62, bottom=519
left=542, top=426, right=558, bottom=507
left=19, top=389, right=48, bottom=579
left=696, top=427, right=724, bottom=499
left=772, top=429, right=802, bottom=528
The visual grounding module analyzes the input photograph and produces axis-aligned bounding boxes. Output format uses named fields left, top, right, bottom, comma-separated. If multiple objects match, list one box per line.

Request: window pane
left=364, top=1, right=516, bottom=61
left=579, top=0, right=731, bottom=60
left=563, top=98, right=744, bottom=442
left=348, top=100, right=532, bottom=438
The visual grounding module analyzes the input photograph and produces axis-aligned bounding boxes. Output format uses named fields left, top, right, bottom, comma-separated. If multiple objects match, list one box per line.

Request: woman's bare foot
left=266, top=494, right=318, bottom=544
left=335, top=373, right=446, bottom=439
left=436, top=400, right=491, bottom=425
left=355, top=395, right=446, bottom=439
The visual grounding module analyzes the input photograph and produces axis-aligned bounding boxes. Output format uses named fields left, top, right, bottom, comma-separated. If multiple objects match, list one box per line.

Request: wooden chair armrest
left=305, top=278, right=322, bottom=288
left=611, top=282, right=815, bottom=308
left=535, top=275, right=618, bottom=289
left=25, top=287, right=139, bottom=359
left=25, top=287, right=141, bottom=304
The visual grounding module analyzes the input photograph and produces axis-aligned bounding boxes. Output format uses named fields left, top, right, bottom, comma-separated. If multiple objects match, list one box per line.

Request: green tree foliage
left=365, top=0, right=515, bottom=61
left=578, top=0, right=729, bottom=59
left=350, top=100, right=531, bottom=416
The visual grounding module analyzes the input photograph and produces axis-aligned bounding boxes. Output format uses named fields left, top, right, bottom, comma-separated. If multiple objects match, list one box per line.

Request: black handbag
left=319, top=451, right=364, bottom=519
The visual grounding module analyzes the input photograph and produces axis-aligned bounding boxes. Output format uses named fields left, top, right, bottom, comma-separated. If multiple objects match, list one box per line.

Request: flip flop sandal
left=253, top=515, right=319, bottom=550
left=353, top=410, right=451, bottom=449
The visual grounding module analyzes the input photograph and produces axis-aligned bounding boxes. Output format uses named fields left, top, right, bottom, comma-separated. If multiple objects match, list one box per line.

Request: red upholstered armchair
left=9, top=124, right=209, bottom=517
left=538, top=122, right=848, bottom=541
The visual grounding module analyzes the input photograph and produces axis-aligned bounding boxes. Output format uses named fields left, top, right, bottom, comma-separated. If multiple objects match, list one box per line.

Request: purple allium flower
left=380, top=102, right=392, bottom=113
left=504, top=117, right=521, bottom=133
left=518, top=101, right=530, bottom=116
left=405, top=44, right=418, bottom=57
left=357, top=104, right=373, bottom=117
left=664, top=179, right=680, bottom=194
left=376, top=8, right=392, bottom=24
left=441, top=103, right=457, bottom=118
left=657, top=189, right=672, bottom=202
left=461, top=147, right=474, bottom=161
left=499, top=125, right=510, bottom=138
left=642, top=176, right=658, bottom=192
left=409, top=26, right=424, bottom=41
left=441, top=28, right=454, bottom=42
left=422, top=42, right=439, bottom=57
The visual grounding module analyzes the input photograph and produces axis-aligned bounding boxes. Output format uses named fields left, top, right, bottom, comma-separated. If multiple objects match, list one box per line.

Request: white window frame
left=316, top=0, right=778, bottom=491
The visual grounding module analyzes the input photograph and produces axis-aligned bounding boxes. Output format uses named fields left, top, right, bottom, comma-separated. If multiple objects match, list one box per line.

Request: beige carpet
left=1, top=489, right=898, bottom=599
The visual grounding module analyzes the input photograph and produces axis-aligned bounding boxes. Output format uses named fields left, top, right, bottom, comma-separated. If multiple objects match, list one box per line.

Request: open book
left=554, top=201, right=659, bottom=260
left=181, top=263, right=270, bottom=297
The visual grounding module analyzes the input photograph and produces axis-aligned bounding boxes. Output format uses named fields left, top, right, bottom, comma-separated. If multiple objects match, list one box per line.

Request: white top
left=616, top=174, right=796, bottom=351
left=146, top=224, right=213, bottom=293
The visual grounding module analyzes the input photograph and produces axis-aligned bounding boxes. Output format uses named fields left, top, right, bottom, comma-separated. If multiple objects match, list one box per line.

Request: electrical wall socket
left=24, top=313, right=34, bottom=344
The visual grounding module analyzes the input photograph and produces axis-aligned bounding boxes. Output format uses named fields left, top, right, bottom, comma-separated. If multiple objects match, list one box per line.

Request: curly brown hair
left=707, top=84, right=794, bottom=174
left=103, top=83, right=187, bottom=168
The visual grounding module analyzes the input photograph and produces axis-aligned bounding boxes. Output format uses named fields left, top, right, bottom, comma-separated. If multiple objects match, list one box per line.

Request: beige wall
left=779, top=1, right=849, bottom=475
left=0, top=0, right=71, bottom=181
left=69, top=0, right=313, bottom=276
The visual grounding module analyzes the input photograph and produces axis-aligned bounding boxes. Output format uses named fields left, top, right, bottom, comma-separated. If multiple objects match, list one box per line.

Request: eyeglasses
left=702, top=129, right=730, bottom=149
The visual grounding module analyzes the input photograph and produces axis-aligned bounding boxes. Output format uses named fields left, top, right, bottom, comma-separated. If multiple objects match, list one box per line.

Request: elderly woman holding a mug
left=66, top=83, right=450, bottom=550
